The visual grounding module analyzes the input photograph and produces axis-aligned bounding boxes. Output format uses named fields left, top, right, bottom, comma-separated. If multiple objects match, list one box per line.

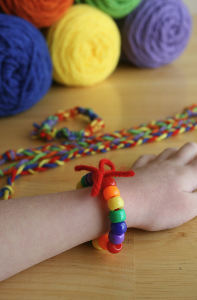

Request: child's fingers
left=169, top=142, right=197, bottom=165
left=155, top=147, right=177, bottom=162
left=187, top=155, right=197, bottom=169
left=132, top=154, right=156, bottom=169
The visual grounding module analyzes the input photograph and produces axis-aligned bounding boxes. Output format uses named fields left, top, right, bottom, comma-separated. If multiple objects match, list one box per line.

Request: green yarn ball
left=75, top=0, right=142, bottom=19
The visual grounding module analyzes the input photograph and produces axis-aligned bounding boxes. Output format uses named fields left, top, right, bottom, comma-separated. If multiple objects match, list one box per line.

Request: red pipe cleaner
left=75, top=158, right=135, bottom=197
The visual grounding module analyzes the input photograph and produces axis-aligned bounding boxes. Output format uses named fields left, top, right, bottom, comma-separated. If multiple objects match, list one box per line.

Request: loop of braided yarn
left=32, top=107, right=105, bottom=141
left=1, top=105, right=197, bottom=200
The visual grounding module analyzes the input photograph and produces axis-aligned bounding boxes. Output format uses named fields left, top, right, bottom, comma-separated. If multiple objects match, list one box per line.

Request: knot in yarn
left=47, top=4, right=121, bottom=87
left=75, top=0, right=142, bottom=19
left=0, top=0, right=73, bottom=28
left=122, top=0, right=192, bottom=68
left=0, top=14, right=52, bottom=117
left=75, top=158, right=135, bottom=196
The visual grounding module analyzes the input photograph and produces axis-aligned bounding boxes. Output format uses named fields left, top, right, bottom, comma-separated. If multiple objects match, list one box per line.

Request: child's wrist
left=73, top=187, right=110, bottom=242
left=115, top=177, right=141, bottom=229
left=74, top=176, right=141, bottom=243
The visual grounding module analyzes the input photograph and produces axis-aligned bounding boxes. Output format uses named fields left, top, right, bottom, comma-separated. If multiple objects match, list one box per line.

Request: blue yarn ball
left=0, top=14, right=52, bottom=117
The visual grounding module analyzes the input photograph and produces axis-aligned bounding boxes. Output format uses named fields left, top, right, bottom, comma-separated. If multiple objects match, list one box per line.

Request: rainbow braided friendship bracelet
left=75, top=158, right=135, bottom=253
left=0, top=105, right=197, bottom=200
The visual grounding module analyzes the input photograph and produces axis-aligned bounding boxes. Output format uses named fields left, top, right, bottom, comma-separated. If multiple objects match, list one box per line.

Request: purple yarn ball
left=122, top=0, right=192, bottom=68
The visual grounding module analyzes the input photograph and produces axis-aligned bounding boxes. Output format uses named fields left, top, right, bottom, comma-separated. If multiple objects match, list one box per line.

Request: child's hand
left=121, top=142, right=197, bottom=231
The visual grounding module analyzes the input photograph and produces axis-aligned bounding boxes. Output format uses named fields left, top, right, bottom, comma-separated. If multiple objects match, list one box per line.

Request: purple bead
left=111, top=221, right=127, bottom=235
left=86, top=172, right=93, bottom=186
left=109, top=232, right=125, bottom=245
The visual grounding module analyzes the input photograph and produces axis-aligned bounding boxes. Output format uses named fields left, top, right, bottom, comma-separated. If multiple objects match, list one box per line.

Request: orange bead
left=97, top=233, right=109, bottom=250
left=103, top=185, right=120, bottom=201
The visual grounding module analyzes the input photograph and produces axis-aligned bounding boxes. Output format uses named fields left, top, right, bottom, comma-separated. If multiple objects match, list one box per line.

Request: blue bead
left=111, top=221, right=127, bottom=235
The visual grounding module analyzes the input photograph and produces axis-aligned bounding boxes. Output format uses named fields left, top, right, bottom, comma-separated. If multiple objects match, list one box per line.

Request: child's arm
left=0, top=186, right=112, bottom=282
left=0, top=142, right=197, bottom=282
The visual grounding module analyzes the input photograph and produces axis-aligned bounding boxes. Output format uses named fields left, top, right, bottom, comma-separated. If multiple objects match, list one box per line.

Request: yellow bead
left=76, top=181, right=82, bottom=189
left=92, top=239, right=102, bottom=250
left=108, top=196, right=124, bottom=211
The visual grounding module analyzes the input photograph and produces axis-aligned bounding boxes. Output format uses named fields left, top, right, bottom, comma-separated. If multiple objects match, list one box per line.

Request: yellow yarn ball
left=47, top=4, right=121, bottom=87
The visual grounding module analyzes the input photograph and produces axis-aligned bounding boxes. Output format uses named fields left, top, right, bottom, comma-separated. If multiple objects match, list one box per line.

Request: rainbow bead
left=103, top=185, right=120, bottom=201
left=97, top=233, right=109, bottom=250
left=102, top=177, right=116, bottom=189
left=109, top=232, right=125, bottom=244
left=109, top=209, right=126, bottom=223
left=111, top=221, right=127, bottom=235
left=86, top=172, right=93, bottom=186
left=92, top=239, right=102, bottom=250
left=76, top=181, right=82, bottom=189
left=107, top=241, right=122, bottom=254
left=81, top=175, right=89, bottom=187
left=108, top=196, right=124, bottom=211
left=80, top=173, right=93, bottom=187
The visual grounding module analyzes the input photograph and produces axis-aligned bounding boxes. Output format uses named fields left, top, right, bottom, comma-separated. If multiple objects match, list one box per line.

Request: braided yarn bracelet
left=1, top=105, right=197, bottom=200
left=75, top=158, right=135, bottom=253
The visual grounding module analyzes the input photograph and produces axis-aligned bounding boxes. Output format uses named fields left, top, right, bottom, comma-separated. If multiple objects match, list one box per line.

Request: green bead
left=81, top=175, right=88, bottom=187
left=109, top=209, right=126, bottom=223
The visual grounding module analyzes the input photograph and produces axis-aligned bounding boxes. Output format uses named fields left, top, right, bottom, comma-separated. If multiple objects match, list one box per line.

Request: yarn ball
left=122, top=0, right=192, bottom=68
left=47, top=4, right=121, bottom=87
left=0, top=14, right=52, bottom=117
left=75, top=0, right=142, bottom=19
left=0, top=0, right=73, bottom=28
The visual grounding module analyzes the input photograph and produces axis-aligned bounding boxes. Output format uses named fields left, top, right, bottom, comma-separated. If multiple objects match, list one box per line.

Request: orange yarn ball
left=0, top=0, right=73, bottom=28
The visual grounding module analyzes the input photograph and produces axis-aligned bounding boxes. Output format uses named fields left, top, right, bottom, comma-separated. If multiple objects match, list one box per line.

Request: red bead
left=107, top=241, right=122, bottom=254
left=102, top=177, right=116, bottom=189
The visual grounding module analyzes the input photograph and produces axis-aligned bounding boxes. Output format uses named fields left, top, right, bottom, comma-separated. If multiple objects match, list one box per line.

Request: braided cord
left=1, top=105, right=197, bottom=200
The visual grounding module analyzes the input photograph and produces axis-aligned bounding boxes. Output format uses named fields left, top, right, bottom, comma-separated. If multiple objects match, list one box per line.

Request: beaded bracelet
left=75, top=159, right=135, bottom=254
